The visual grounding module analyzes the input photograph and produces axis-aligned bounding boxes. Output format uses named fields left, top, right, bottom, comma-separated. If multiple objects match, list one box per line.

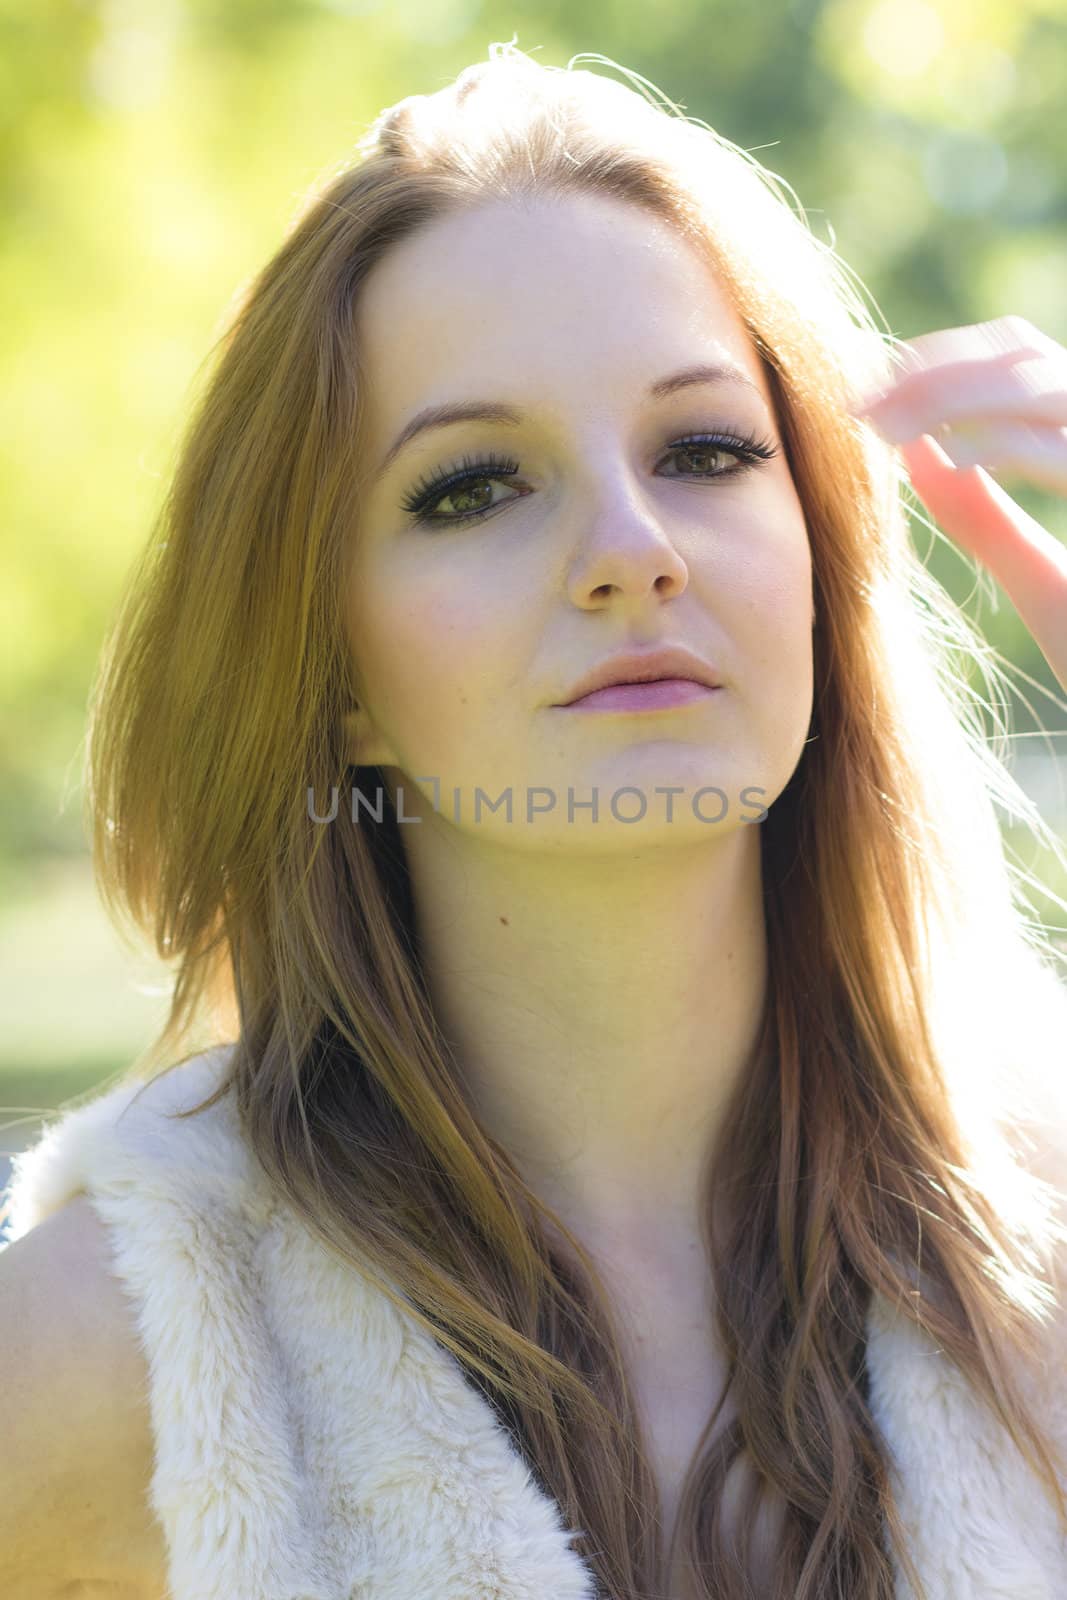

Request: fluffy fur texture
left=5, top=1043, right=1067, bottom=1600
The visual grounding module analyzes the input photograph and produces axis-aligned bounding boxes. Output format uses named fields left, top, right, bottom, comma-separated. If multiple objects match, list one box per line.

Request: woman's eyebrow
left=374, top=361, right=767, bottom=478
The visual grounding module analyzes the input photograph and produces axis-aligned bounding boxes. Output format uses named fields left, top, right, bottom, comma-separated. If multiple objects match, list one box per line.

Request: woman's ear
left=341, top=707, right=364, bottom=766
left=341, top=705, right=395, bottom=769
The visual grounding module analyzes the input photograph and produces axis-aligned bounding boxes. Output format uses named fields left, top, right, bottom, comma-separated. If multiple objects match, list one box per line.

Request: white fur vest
left=4, top=1042, right=1067, bottom=1599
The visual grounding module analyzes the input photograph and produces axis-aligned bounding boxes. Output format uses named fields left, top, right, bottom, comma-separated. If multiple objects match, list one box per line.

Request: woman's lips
left=561, top=678, right=722, bottom=712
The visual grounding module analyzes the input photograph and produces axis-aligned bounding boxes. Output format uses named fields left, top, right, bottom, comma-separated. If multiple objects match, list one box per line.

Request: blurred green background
left=2, top=0, right=1066, bottom=1160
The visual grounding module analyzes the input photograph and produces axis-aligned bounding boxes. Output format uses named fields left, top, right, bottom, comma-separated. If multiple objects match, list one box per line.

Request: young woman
left=5, top=40, right=1067, bottom=1600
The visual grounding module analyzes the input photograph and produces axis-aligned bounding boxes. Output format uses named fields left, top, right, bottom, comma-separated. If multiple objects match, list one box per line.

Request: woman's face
left=345, top=191, right=814, bottom=852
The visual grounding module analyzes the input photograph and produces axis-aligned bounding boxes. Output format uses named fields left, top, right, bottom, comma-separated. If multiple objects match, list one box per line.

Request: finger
left=919, top=419, right=1067, bottom=496
left=852, top=355, right=1067, bottom=441
left=900, top=432, right=1067, bottom=692
left=850, top=315, right=1065, bottom=414
left=894, top=316, right=1062, bottom=373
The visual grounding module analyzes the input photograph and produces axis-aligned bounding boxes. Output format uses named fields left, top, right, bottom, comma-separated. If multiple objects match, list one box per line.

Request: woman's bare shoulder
left=0, top=1193, right=170, bottom=1597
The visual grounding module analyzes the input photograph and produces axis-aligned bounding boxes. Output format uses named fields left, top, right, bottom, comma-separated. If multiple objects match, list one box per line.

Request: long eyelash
left=400, top=451, right=521, bottom=518
left=399, top=431, right=780, bottom=526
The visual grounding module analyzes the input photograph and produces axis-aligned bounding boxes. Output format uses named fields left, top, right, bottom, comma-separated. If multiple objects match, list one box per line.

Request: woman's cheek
left=729, top=514, right=812, bottom=640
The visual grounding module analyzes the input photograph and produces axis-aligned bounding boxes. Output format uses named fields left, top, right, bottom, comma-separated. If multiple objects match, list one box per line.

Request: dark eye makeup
left=398, top=429, right=781, bottom=529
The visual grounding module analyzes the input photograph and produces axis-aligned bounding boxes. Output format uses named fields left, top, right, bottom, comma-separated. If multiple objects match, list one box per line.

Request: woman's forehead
left=353, top=195, right=768, bottom=460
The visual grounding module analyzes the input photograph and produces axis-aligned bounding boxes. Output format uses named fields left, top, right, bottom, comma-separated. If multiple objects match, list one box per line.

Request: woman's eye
left=665, top=441, right=740, bottom=477
left=422, top=475, right=516, bottom=521
left=399, top=431, right=780, bottom=528
left=661, top=431, right=780, bottom=482
left=400, top=450, right=523, bottom=527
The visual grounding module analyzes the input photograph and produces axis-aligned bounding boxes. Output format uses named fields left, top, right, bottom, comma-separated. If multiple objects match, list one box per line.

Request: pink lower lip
left=562, top=678, right=721, bottom=712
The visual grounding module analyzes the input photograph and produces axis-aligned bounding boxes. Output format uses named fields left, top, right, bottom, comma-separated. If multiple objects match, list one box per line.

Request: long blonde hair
left=83, top=41, right=1067, bottom=1599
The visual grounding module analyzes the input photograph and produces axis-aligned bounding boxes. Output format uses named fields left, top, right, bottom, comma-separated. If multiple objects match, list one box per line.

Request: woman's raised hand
left=849, top=314, right=1067, bottom=696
